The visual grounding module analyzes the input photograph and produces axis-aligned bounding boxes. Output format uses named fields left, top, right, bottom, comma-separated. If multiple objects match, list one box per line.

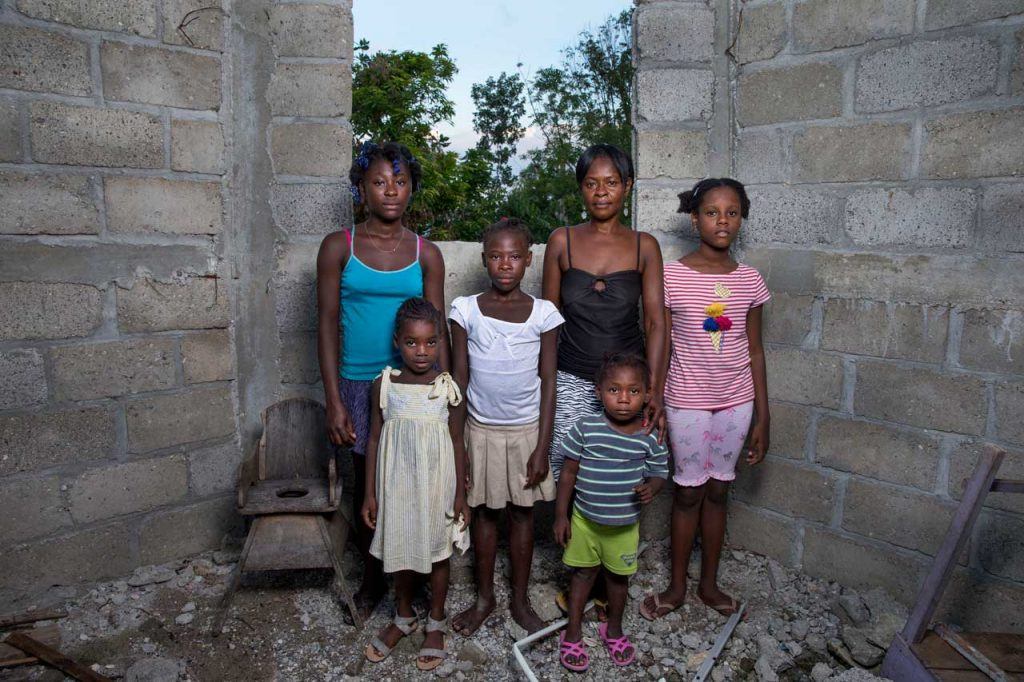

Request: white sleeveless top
left=449, top=294, right=564, bottom=425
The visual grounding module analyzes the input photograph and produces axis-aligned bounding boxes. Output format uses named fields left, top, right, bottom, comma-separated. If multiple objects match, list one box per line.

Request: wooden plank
left=238, top=478, right=336, bottom=516
left=933, top=671, right=1008, bottom=682
left=915, top=632, right=1024, bottom=673
left=244, top=515, right=332, bottom=572
left=0, top=609, right=66, bottom=629
left=3, top=632, right=111, bottom=682
left=261, top=398, right=331, bottom=481
left=991, top=479, right=1024, bottom=495
left=882, top=633, right=940, bottom=682
left=934, top=625, right=1009, bottom=681
left=0, top=625, right=60, bottom=666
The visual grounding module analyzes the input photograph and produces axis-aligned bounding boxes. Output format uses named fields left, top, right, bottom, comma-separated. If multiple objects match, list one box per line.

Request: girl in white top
left=449, top=218, right=564, bottom=637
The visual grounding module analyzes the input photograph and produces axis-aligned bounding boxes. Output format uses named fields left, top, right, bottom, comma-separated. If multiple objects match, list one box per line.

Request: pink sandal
left=598, top=622, right=636, bottom=666
left=559, top=633, right=589, bottom=672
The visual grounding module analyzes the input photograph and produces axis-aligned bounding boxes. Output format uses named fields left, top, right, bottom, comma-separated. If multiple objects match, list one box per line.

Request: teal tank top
left=340, top=227, right=424, bottom=380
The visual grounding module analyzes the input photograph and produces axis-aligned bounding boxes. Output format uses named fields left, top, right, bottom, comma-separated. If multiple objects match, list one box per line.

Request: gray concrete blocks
left=763, top=293, right=815, bottom=346
left=794, top=122, right=912, bottom=182
left=733, top=457, right=836, bottom=522
left=16, top=0, right=157, bottom=36
left=976, top=512, right=1024, bottom=582
left=842, top=479, right=956, bottom=555
left=273, top=280, right=316, bottom=332
left=635, top=69, right=714, bottom=122
left=126, top=386, right=235, bottom=453
left=105, top=177, right=223, bottom=235
left=0, top=243, right=216, bottom=286
left=0, top=477, right=69, bottom=545
left=1013, top=27, right=1024, bottom=94
left=269, top=3, right=352, bottom=58
left=949, top=440, right=1024, bottom=514
left=30, top=102, right=163, bottom=168
left=802, top=527, right=926, bottom=596
left=821, top=299, right=949, bottom=363
left=0, top=349, right=47, bottom=410
left=922, top=108, right=1024, bottom=179
left=793, top=0, right=915, bottom=53
left=181, top=330, right=234, bottom=383
left=635, top=2, right=714, bottom=63
left=635, top=183, right=694, bottom=235
left=636, top=130, right=707, bottom=179
left=51, top=337, right=177, bottom=401
left=995, top=381, right=1024, bottom=445
left=161, top=0, right=224, bottom=51
left=171, top=119, right=225, bottom=174
left=271, top=183, right=350, bottom=235
left=744, top=185, right=842, bottom=244
left=855, top=362, right=988, bottom=434
left=856, top=37, right=1000, bottom=113
left=734, top=2, right=786, bottom=64
left=737, top=62, right=842, bottom=126
left=0, top=101, right=20, bottom=161
left=188, top=440, right=242, bottom=496
left=267, top=63, right=351, bottom=118
left=0, top=282, right=103, bottom=341
left=68, top=455, right=188, bottom=524
left=270, top=123, right=352, bottom=177
left=766, top=347, right=845, bottom=408
left=980, top=184, right=1024, bottom=253
left=0, top=24, right=90, bottom=96
left=959, top=309, right=1024, bottom=374
left=0, top=172, right=101, bottom=235
left=727, top=503, right=796, bottom=565
left=0, top=407, right=116, bottom=475
left=923, top=0, right=1024, bottom=30
left=844, top=187, right=975, bottom=248
left=735, top=130, right=788, bottom=184
left=815, top=416, right=941, bottom=491
left=101, top=42, right=221, bottom=110
left=278, top=331, right=319, bottom=385
left=117, top=278, right=229, bottom=332
left=768, top=401, right=811, bottom=459
left=139, top=496, right=236, bottom=565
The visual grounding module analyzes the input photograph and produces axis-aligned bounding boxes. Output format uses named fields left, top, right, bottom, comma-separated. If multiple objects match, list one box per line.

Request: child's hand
left=524, top=448, right=549, bottom=489
left=361, top=496, right=377, bottom=530
left=553, top=517, right=571, bottom=547
left=746, top=421, right=769, bottom=465
left=460, top=449, right=473, bottom=492
left=454, top=494, right=472, bottom=530
left=326, top=403, right=356, bottom=446
left=634, top=481, right=657, bottom=505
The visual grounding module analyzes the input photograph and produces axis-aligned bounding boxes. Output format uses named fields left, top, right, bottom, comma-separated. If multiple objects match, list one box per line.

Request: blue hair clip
left=350, top=185, right=361, bottom=204
left=391, top=158, right=402, bottom=175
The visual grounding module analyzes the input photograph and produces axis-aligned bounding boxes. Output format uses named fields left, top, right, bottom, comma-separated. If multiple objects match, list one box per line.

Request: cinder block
left=16, top=0, right=156, bottom=36
left=732, top=457, right=836, bottom=522
left=940, top=571, right=1024, bottom=631
left=802, top=527, right=926, bottom=597
left=922, top=108, right=1024, bottom=179
left=735, top=130, right=787, bottom=184
left=270, top=3, right=352, bottom=58
left=0, top=101, right=19, bottom=161
left=856, top=37, right=999, bottom=113
left=182, top=329, right=234, bottom=383
left=68, top=455, right=188, bottom=524
left=0, top=24, right=90, bottom=95
left=924, top=0, right=1024, bottom=30
left=794, top=123, right=911, bottom=182
left=821, top=299, right=949, bottom=363
left=0, top=172, right=101, bottom=235
left=959, top=309, right=1024, bottom=374
left=816, top=416, right=941, bottom=491
left=855, top=361, right=987, bottom=435
left=636, top=130, right=707, bottom=179
left=162, top=0, right=223, bottom=51
left=1013, top=27, right=1024, bottom=95
left=842, top=479, right=954, bottom=554
left=635, top=69, right=714, bottom=123
left=948, top=440, right=1024, bottom=515
left=171, top=119, right=224, bottom=174
left=727, top=503, right=796, bottom=565
left=0, top=244, right=214, bottom=287
left=995, top=381, right=1024, bottom=446
left=763, top=293, right=815, bottom=346
left=635, top=182, right=694, bottom=236
left=188, top=440, right=242, bottom=496
left=0, top=523, right=135, bottom=595
left=279, top=331, right=319, bottom=384
left=794, top=0, right=915, bottom=53
left=743, top=185, right=841, bottom=245
left=274, top=279, right=317, bottom=332
left=768, top=401, right=810, bottom=459
left=734, top=2, right=786, bottom=64
left=51, top=338, right=177, bottom=401
left=975, top=512, right=1024, bottom=582
left=979, top=184, right=1024, bottom=253
left=139, top=496, right=238, bottom=564
left=126, top=386, right=235, bottom=453
left=270, top=123, right=351, bottom=177
left=737, top=63, right=842, bottom=126
left=0, top=477, right=69, bottom=545
left=766, top=347, right=844, bottom=408
left=105, top=177, right=223, bottom=235
left=117, top=278, right=228, bottom=332
left=267, top=63, right=351, bottom=117
left=101, top=42, right=220, bottom=110
left=635, top=3, right=714, bottom=62
left=0, top=407, right=116, bottom=476
left=0, top=349, right=47, bottom=411
left=845, top=187, right=975, bottom=248
left=271, top=183, right=351, bottom=235
left=30, top=102, right=163, bottom=168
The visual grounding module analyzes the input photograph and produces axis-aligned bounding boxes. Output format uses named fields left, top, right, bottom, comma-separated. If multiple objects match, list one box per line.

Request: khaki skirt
left=466, top=417, right=556, bottom=509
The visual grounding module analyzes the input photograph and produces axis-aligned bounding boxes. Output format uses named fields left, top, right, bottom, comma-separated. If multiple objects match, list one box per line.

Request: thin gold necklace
left=364, top=225, right=405, bottom=254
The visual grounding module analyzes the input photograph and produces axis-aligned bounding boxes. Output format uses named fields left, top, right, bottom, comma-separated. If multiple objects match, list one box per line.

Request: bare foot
left=452, top=596, right=495, bottom=636
left=351, top=584, right=385, bottom=623
left=697, top=584, right=741, bottom=616
left=510, top=598, right=546, bottom=634
left=640, top=587, right=686, bottom=621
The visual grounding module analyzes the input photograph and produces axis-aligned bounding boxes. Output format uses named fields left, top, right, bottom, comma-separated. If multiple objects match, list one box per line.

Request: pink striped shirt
left=663, top=261, right=770, bottom=410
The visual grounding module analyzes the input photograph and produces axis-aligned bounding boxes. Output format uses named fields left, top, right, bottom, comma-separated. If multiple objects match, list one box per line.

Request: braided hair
left=480, top=216, right=533, bottom=249
left=677, top=178, right=750, bottom=218
left=349, top=141, right=422, bottom=204
left=394, top=297, right=442, bottom=336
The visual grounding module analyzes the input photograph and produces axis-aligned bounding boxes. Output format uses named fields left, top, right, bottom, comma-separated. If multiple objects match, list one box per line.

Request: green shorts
left=562, top=508, right=640, bottom=576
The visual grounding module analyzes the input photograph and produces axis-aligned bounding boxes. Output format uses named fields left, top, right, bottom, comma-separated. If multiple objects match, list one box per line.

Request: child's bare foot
left=697, top=584, right=742, bottom=617
left=510, top=597, right=546, bottom=634
left=639, top=587, right=686, bottom=621
left=452, top=596, right=495, bottom=636
left=352, top=584, right=385, bottom=622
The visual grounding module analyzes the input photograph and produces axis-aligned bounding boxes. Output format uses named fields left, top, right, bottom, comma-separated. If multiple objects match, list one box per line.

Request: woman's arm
left=316, top=232, right=356, bottom=446
left=746, top=305, right=770, bottom=464
left=420, top=239, right=450, bottom=371
left=526, top=327, right=558, bottom=488
left=541, top=227, right=567, bottom=309
left=361, top=378, right=384, bottom=529
left=450, top=321, right=471, bottom=491
left=639, top=233, right=667, bottom=438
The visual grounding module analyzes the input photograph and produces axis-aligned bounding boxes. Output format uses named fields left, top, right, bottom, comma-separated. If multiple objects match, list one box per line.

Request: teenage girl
left=641, top=178, right=770, bottom=621
left=316, top=141, right=448, bottom=620
left=449, top=218, right=564, bottom=636
left=361, top=298, right=468, bottom=671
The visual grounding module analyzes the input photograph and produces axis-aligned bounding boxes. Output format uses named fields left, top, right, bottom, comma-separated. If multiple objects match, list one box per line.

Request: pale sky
left=352, top=0, right=630, bottom=156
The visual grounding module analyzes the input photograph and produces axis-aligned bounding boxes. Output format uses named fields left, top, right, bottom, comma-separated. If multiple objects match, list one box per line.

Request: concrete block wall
left=635, top=0, right=1024, bottom=630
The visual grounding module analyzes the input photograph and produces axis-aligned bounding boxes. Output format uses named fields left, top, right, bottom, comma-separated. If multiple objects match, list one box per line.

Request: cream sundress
left=369, top=367, right=462, bottom=574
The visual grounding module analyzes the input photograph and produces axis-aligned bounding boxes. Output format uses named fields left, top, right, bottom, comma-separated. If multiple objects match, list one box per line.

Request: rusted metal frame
left=933, top=624, right=1009, bottom=682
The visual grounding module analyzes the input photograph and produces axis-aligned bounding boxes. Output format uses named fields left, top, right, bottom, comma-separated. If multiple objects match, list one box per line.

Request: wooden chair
left=213, top=398, right=361, bottom=632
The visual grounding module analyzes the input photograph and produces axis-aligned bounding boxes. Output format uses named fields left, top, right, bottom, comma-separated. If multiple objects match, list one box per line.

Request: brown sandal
left=699, top=594, right=744, bottom=618
left=639, top=593, right=682, bottom=621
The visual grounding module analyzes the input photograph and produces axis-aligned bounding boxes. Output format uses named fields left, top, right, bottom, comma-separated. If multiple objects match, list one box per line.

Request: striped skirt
left=549, top=370, right=603, bottom=481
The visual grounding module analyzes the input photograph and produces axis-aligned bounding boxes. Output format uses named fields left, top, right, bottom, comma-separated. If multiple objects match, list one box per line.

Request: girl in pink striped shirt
left=641, top=178, right=770, bottom=621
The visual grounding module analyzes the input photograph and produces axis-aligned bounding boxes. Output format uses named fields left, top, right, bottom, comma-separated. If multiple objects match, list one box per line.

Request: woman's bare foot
left=510, top=597, right=546, bottom=634
left=352, top=585, right=385, bottom=623
left=452, top=596, right=495, bottom=636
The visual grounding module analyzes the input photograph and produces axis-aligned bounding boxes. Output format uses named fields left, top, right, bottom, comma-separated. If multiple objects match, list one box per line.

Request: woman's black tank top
left=556, top=227, right=645, bottom=382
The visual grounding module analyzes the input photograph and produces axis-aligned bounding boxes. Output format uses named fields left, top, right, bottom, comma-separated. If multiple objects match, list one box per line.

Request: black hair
left=349, top=141, right=422, bottom=203
left=677, top=178, right=750, bottom=218
left=575, top=143, right=635, bottom=187
left=394, top=297, right=442, bottom=336
left=480, top=216, right=533, bottom=249
left=596, top=351, right=650, bottom=389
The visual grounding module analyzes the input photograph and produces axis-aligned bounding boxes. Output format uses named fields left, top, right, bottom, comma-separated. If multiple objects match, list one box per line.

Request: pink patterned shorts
left=666, top=402, right=754, bottom=487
